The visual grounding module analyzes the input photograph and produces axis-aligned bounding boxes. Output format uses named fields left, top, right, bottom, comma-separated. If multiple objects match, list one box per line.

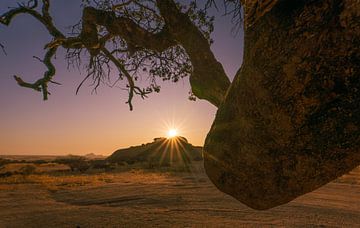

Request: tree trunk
left=204, top=0, right=360, bottom=210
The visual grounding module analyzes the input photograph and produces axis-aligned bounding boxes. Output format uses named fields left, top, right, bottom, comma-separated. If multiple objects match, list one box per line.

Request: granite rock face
left=204, top=0, right=360, bottom=210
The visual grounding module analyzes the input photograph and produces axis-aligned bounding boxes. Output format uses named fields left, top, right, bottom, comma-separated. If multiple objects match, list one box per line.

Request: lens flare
left=167, top=129, right=178, bottom=138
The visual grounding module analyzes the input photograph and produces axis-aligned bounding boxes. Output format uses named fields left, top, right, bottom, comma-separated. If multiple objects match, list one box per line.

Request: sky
left=0, top=0, right=243, bottom=156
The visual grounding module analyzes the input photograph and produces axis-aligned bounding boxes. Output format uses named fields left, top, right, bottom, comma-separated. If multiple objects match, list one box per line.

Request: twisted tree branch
left=14, top=47, right=57, bottom=100
left=0, top=0, right=61, bottom=99
left=1, top=0, right=234, bottom=108
left=156, top=0, right=230, bottom=106
left=0, top=0, right=64, bottom=38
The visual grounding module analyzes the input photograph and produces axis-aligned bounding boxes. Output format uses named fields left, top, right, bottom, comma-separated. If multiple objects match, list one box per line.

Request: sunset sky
left=0, top=0, right=243, bottom=155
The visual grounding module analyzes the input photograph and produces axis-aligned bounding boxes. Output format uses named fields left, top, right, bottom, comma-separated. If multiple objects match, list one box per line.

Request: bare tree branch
left=1, top=0, right=235, bottom=109
left=14, top=47, right=57, bottom=100
left=0, top=42, right=6, bottom=55
left=101, top=47, right=152, bottom=111
left=0, top=0, right=64, bottom=38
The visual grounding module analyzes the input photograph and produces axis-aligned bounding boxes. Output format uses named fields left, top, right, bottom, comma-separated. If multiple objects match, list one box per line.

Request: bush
left=54, top=157, right=90, bottom=172
left=0, top=172, right=12, bottom=178
left=19, top=165, right=36, bottom=175
left=0, top=158, right=12, bottom=167
left=32, top=160, right=47, bottom=164
left=90, top=160, right=116, bottom=171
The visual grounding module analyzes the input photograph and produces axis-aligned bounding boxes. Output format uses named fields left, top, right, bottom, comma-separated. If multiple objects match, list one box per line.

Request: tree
left=0, top=0, right=236, bottom=110
left=1, top=0, right=360, bottom=210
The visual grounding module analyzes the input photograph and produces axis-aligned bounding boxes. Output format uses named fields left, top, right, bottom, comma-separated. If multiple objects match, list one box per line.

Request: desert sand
left=0, top=162, right=359, bottom=227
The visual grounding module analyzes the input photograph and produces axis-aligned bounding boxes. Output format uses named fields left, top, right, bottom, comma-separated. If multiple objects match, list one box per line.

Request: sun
left=167, top=129, right=178, bottom=138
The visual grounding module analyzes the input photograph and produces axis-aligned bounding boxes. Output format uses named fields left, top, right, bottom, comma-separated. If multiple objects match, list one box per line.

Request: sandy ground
left=0, top=163, right=359, bottom=228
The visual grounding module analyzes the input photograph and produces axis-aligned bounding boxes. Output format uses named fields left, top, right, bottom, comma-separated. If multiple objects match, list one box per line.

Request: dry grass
left=1, top=163, right=360, bottom=227
left=0, top=169, right=173, bottom=192
left=0, top=163, right=70, bottom=174
left=0, top=173, right=114, bottom=191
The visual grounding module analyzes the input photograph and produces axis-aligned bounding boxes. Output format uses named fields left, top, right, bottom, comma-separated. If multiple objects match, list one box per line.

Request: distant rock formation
left=107, top=136, right=202, bottom=165
left=84, top=153, right=106, bottom=160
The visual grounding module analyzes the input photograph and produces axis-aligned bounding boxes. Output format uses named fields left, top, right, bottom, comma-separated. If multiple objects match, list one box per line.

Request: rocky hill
left=107, top=137, right=202, bottom=165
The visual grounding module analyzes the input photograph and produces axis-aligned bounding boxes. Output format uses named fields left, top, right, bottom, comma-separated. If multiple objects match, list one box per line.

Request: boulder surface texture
left=204, top=0, right=360, bottom=210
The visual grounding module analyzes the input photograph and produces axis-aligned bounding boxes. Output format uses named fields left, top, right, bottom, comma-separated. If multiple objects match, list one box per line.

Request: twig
left=14, top=47, right=57, bottom=100
left=0, top=43, right=7, bottom=55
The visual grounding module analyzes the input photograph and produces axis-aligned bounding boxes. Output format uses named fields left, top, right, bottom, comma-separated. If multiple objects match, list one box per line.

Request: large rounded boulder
left=204, top=0, right=360, bottom=210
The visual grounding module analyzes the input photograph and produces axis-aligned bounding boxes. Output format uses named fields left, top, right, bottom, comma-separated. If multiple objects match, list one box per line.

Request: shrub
left=0, top=158, right=12, bottom=167
left=19, top=165, right=36, bottom=175
left=54, top=157, right=90, bottom=172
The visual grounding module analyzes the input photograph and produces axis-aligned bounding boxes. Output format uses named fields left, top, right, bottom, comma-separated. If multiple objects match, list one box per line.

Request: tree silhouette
left=0, top=0, right=240, bottom=109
